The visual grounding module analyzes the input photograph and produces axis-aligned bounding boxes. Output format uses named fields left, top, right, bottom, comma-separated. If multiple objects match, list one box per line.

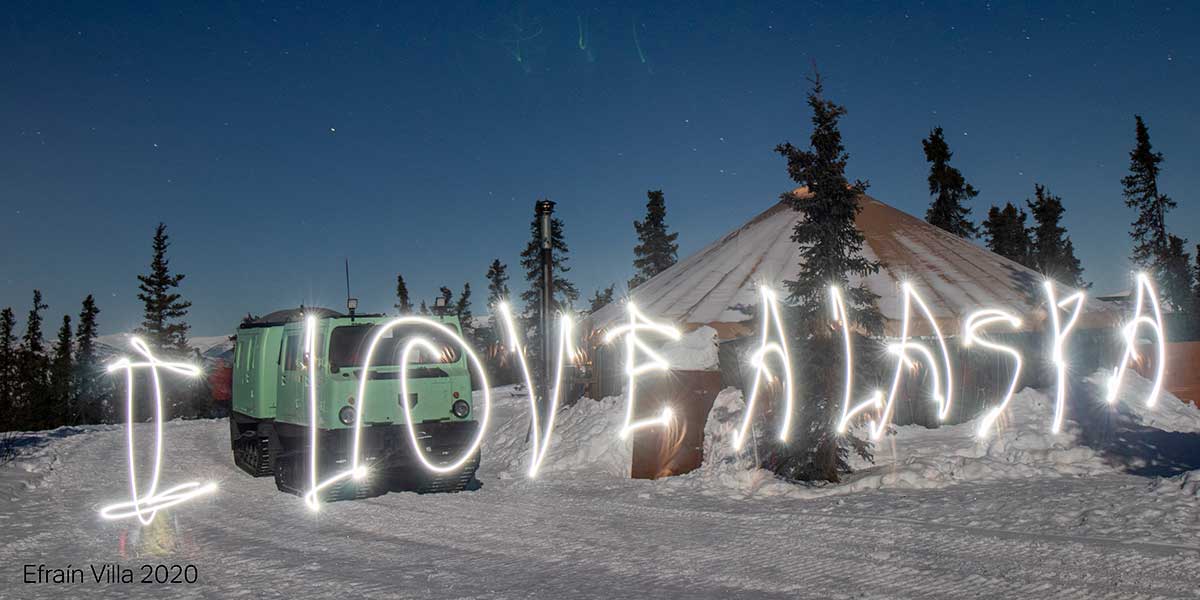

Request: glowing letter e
left=604, top=303, right=680, bottom=439
left=733, top=286, right=795, bottom=451
left=1106, top=272, right=1167, bottom=409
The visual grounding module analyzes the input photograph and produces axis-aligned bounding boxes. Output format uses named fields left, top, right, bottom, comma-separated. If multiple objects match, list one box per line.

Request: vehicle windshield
left=328, top=324, right=461, bottom=370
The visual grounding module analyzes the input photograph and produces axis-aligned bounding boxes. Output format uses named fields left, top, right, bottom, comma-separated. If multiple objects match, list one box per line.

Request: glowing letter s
left=962, top=309, right=1024, bottom=438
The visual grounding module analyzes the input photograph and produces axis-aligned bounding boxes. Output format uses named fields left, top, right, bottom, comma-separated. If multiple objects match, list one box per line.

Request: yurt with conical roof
left=583, top=190, right=1123, bottom=428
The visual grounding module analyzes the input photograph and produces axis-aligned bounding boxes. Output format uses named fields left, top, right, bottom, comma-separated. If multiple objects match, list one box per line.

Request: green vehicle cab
left=229, top=308, right=480, bottom=500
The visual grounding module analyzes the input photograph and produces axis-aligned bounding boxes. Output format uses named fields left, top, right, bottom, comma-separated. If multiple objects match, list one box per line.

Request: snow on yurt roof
left=590, top=190, right=1117, bottom=339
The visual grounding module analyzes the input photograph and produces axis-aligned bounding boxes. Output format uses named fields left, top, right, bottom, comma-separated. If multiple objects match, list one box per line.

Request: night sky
left=2, top=2, right=1197, bottom=336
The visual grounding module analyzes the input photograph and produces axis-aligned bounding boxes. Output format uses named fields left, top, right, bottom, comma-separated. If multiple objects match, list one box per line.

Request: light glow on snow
left=495, top=303, right=574, bottom=478
left=305, top=316, right=491, bottom=510
left=99, top=338, right=216, bottom=524
left=1043, top=281, right=1086, bottom=434
left=1106, top=272, right=1167, bottom=409
left=603, top=303, right=681, bottom=439
left=871, top=282, right=955, bottom=440
left=732, top=286, right=795, bottom=450
left=832, top=285, right=883, bottom=434
left=963, top=309, right=1024, bottom=438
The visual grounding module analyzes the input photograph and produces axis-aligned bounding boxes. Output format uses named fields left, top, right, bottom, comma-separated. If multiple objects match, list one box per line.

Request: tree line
left=1, top=223, right=216, bottom=433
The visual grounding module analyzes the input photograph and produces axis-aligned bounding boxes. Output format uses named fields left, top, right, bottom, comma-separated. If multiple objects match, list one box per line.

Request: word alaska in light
left=832, top=286, right=883, bottom=434
left=497, top=302, right=575, bottom=478
left=304, top=316, right=492, bottom=511
left=732, top=286, right=796, bottom=450
left=1106, top=272, right=1166, bottom=409
left=99, top=338, right=216, bottom=525
left=962, top=309, right=1024, bottom=438
left=873, top=282, right=954, bottom=440
left=604, top=302, right=681, bottom=439
left=1042, top=281, right=1086, bottom=434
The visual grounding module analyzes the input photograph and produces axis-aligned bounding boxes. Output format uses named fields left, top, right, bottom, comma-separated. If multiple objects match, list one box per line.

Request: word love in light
left=99, top=338, right=216, bottom=525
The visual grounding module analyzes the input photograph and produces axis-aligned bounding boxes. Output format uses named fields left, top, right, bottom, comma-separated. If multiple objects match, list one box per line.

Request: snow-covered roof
left=590, top=191, right=1117, bottom=339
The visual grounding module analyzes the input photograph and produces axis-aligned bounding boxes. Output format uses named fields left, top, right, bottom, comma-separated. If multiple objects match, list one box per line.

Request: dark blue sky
left=2, top=2, right=1197, bottom=336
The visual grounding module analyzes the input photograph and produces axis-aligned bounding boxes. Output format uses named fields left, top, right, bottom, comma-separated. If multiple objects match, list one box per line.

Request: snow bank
left=1083, top=369, right=1200, bottom=433
left=0, top=425, right=118, bottom=498
left=841, top=388, right=1109, bottom=492
left=675, top=386, right=1112, bottom=499
left=655, top=326, right=719, bottom=371
left=480, top=385, right=631, bottom=480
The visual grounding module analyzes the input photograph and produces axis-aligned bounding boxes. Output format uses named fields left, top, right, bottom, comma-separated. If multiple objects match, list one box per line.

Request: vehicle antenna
left=345, top=258, right=358, bottom=320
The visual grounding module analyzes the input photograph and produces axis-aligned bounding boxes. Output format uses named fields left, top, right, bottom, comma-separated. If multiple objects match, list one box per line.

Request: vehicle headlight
left=338, top=406, right=356, bottom=426
left=451, top=399, right=470, bottom=419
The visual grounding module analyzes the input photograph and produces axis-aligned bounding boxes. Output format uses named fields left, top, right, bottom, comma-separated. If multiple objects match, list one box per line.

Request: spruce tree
left=49, top=316, right=73, bottom=426
left=418, top=300, right=429, bottom=316
left=628, top=190, right=679, bottom=289
left=485, top=259, right=510, bottom=306
left=519, top=206, right=580, bottom=318
left=1194, top=244, right=1200, bottom=338
left=772, top=73, right=881, bottom=482
left=1122, top=115, right=1176, bottom=271
left=923, top=126, right=979, bottom=238
left=981, top=203, right=1035, bottom=267
left=520, top=204, right=580, bottom=376
left=454, top=283, right=473, bottom=330
left=1159, top=235, right=1194, bottom=326
left=18, top=291, right=49, bottom=429
left=0, top=308, right=16, bottom=430
left=394, top=274, right=412, bottom=314
left=1027, top=184, right=1086, bottom=288
left=74, top=295, right=104, bottom=423
left=589, top=285, right=615, bottom=313
left=136, top=223, right=191, bottom=355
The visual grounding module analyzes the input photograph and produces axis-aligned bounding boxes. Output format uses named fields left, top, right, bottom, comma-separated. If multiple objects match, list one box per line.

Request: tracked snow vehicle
left=229, top=308, right=480, bottom=500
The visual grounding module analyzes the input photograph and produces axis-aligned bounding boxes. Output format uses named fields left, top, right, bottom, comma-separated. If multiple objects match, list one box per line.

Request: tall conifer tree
left=1121, top=117, right=1192, bottom=311
left=981, top=203, right=1034, bottom=267
left=485, top=259, right=510, bottom=306
left=18, top=290, right=50, bottom=427
left=1027, top=184, right=1086, bottom=288
left=923, top=126, right=979, bottom=238
left=74, top=295, right=104, bottom=423
left=628, top=190, right=679, bottom=289
left=772, top=73, right=881, bottom=482
left=520, top=206, right=579, bottom=318
left=1159, top=235, right=1194, bottom=328
left=136, top=223, right=191, bottom=355
left=0, top=308, right=16, bottom=430
left=455, top=283, right=473, bottom=331
left=1122, top=116, right=1176, bottom=271
left=589, top=285, right=615, bottom=313
left=49, top=316, right=73, bottom=426
left=394, top=274, right=412, bottom=314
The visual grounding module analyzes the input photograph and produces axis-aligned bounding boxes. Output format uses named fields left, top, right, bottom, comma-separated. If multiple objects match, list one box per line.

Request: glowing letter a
left=733, top=286, right=795, bottom=450
left=1106, top=272, right=1167, bottom=409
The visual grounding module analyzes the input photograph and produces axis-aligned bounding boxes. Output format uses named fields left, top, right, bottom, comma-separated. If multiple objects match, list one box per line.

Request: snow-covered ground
left=2, top=375, right=1200, bottom=598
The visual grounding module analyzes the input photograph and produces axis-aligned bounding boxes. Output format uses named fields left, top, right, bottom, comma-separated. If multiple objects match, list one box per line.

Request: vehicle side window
left=283, top=335, right=301, bottom=371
